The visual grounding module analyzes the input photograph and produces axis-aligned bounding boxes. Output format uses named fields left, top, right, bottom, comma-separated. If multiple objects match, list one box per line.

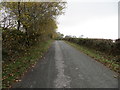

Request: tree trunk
left=17, top=2, right=20, bottom=31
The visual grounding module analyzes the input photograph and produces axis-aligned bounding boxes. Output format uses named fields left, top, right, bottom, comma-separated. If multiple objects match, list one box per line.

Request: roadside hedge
left=2, top=29, right=44, bottom=62
left=63, top=38, right=120, bottom=63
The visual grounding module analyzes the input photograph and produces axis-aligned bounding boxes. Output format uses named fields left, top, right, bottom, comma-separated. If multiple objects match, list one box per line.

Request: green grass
left=65, top=41, right=119, bottom=74
left=2, top=40, right=53, bottom=88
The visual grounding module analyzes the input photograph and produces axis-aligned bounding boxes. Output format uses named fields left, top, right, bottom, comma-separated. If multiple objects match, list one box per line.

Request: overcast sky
left=57, top=0, right=119, bottom=39
left=0, top=0, right=119, bottom=39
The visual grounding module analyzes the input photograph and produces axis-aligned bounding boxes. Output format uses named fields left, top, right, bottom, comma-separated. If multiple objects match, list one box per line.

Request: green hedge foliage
left=2, top=29, right=47, bottom=62
left=64, top=38, right=120, bottom=62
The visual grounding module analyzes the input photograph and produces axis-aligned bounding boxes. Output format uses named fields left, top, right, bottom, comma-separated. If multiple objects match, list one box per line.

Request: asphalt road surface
left=13, top=41, right=118, bottom=88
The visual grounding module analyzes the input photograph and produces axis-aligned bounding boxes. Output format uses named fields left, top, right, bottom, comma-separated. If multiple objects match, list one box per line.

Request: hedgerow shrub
left=2, top=29, right=41, bottom=62
left=63, top=37, right=120, bottom=63
left=2, top=30, right=26, bottom=61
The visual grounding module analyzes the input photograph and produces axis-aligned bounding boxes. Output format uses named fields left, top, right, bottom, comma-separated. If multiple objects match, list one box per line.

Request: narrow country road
left=13, top=41, right=118, bottom=88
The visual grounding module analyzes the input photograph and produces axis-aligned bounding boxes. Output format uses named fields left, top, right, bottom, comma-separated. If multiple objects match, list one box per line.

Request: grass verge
left=2, top=40, right=53, bottom=88
left=65, top=41, right=119, bottom=74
